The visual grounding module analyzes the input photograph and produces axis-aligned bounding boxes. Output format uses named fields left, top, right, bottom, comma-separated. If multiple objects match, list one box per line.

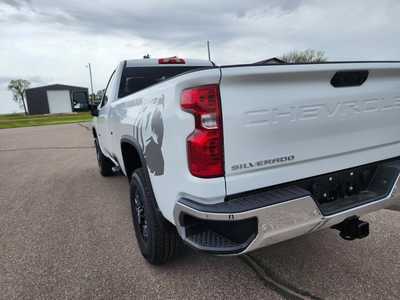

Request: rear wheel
left=94, top=139, right=114, bottom=176
left=130, top=168, right=179, bottom=265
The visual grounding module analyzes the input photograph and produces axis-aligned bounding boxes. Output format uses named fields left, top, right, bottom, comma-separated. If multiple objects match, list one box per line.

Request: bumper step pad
left=187, top=230, right=244, bottom=253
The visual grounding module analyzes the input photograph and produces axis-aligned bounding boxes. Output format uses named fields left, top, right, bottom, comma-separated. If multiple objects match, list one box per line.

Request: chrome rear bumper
left=174, top=161, right=400, bottom=254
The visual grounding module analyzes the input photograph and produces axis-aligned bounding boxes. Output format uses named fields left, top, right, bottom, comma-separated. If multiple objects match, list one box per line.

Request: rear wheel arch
left=121, top=136, right=164, bottom=213
left=121, top=137, right=144, bottom=180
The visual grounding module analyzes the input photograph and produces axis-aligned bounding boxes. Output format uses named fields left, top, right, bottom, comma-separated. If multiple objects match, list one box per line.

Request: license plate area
left=299, top=162, right=399, bottom=215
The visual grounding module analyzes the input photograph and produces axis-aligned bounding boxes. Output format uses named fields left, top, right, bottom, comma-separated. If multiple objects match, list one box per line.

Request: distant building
left=25, top=84, right=89, bottom=115
left=253, top=57, right=286, bottom=65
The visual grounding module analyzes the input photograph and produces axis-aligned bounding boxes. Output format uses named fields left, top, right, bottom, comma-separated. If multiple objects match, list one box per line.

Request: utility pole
left=87, top=63, right=94, bottom=103
left=207, top=40, right=211, bottom=62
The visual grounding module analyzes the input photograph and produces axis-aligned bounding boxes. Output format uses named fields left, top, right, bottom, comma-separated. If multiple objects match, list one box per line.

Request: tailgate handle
left=331, top=70, right=369, bottom=88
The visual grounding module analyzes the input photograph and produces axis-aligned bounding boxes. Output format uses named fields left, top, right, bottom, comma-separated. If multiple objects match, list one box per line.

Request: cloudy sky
left=1, top=0, right=399, bottom=114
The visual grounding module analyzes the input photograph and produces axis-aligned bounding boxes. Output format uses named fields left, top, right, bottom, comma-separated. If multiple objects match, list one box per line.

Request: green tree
left=280, top=49, right=327, bottom=63
left=8, top=79, right=30, bottom=115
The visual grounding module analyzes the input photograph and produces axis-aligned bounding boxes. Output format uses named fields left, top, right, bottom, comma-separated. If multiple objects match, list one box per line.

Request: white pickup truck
left=91, top=57, right=400, bottom=265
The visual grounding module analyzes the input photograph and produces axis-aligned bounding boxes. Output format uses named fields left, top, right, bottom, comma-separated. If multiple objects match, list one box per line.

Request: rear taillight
left=181, top=84, right=224, bottom=178
left=158, top=56, right=185, bottom=64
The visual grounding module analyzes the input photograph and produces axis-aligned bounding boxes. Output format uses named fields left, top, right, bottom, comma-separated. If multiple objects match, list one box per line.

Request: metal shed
left=25, top=84, right=89, bottom=115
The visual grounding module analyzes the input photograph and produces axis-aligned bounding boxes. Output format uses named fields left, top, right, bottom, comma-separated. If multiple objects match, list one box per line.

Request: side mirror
left=89, top=104, right=99, bottom=117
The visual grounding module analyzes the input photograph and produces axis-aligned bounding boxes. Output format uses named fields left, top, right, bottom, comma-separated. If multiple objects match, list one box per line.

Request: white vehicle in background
left=91, top=56, right=400, bottom=265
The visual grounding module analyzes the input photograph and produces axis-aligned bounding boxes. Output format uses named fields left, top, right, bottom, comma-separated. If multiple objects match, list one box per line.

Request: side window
left=100, top=70, right=115, bottom=108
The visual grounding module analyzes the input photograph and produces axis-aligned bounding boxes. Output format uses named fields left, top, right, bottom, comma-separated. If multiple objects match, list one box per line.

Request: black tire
left=94, top=139, right=114, bottom=176
left=130, top=168, right=179, bottom=265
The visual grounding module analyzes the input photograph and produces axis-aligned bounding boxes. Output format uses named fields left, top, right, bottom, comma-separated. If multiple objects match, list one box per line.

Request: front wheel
left=130, top=168, right=180, bottom=265
left=94, top=139, right=114, bottom=176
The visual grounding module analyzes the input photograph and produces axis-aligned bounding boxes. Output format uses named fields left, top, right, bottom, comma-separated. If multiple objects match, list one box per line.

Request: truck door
left=97, top=71, right=116, bottom=156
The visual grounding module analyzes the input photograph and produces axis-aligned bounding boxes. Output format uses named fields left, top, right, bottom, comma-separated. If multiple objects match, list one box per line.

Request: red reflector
left=158, top=56, right=185, bottom=64
left=181, top=85, right=224, bottom=178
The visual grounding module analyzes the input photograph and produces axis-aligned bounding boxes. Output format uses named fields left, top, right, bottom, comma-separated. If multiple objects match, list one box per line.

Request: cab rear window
left=118, top=66, right=207, bottom=98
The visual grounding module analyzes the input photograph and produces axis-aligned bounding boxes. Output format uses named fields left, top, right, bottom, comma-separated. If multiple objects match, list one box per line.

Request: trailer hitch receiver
left=332, top=216, right=369, bottom=240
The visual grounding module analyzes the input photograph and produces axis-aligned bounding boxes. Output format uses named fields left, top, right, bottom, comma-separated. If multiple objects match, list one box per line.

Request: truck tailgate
left=219, top=63, right=400, bottom=195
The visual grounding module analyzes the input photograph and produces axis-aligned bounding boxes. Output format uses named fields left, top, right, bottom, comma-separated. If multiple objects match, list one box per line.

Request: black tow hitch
left=332, top=216, right=370, bottom=240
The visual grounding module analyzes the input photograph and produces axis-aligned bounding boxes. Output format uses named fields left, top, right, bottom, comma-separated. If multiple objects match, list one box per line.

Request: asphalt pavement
left=1, top=123, right=399, bottom=299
